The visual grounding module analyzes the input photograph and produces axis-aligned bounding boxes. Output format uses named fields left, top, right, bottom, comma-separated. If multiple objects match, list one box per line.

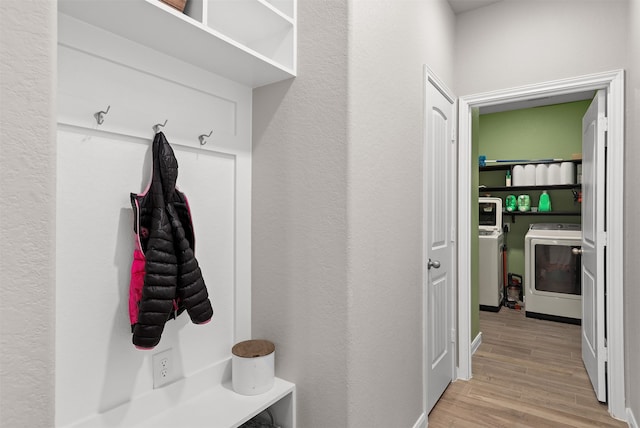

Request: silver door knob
left=572, top=247, right=583, bottom=255
left=428, top=259, right=441, bottom=270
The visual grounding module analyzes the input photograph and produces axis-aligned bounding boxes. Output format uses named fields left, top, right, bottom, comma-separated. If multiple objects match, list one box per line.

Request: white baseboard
left=628, top=407, right=638, bottom=428
left=413, top=412, right=427, bottom=428
left=471, top=332, right=483, bottom=355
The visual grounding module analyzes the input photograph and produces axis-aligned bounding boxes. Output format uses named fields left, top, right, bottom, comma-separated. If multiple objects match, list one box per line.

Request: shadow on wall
left=97, top=142, right=153, bottom=414
left=98, top=207, right=144, bottom=414
left=251, top=78, right=295, bottom=150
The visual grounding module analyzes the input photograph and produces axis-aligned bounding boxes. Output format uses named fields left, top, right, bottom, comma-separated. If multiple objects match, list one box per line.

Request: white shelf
left=58, top=0, right=296, bottom=88
left=134, top=377, right=296, bottom=428
left=206, top=0, right=294, bottom=70
left=263, top=0, right=294, bottom=19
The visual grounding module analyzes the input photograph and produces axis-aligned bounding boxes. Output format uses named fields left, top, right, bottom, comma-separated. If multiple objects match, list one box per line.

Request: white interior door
left=581, top=89, right=607, bottom=402
left=424, top=70, right=456, bottom=413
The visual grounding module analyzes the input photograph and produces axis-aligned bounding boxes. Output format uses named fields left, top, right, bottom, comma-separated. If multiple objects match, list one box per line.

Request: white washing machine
left=524, top=223, right=582, bottom=324
left=479, top=197, right=504, bottom=311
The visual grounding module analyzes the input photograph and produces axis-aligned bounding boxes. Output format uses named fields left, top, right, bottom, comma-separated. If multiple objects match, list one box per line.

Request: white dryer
left=479, top=197, right=504, bottom=311
left=524, top=223, right=582, bottom=324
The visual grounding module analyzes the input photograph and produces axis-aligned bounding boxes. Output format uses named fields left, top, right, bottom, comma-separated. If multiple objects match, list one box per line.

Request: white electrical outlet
left=152, top=348, right=173, bottom=389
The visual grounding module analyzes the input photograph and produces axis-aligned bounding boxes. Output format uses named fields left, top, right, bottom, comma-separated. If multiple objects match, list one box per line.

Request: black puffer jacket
left=130, top=132, right=213, bottom=349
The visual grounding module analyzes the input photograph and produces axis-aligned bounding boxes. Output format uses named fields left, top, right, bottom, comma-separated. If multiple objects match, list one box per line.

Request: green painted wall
left=471, top=107, right=480, bottom=340
left=476, top=100, right=589, bottom=305
left=479, top=101, right=589, bottom=162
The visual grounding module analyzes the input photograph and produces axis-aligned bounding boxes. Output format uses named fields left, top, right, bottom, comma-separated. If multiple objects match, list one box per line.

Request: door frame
left=456, top=70, right=625, bottom=419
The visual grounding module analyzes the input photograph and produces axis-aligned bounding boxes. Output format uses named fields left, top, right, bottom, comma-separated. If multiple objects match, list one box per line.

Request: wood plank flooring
left=428, top=308, right=626, bottom=427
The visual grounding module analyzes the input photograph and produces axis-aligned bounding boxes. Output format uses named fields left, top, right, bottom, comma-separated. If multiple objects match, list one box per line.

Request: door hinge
left=450, top=328, right=456, bottom=343
left=600, top=116, right=609, bottom=149
left=451, top=226, right=456, bottom=242
left=599, top=116, right=608, bottom=132
left=451, top=126, right=456, bottom=143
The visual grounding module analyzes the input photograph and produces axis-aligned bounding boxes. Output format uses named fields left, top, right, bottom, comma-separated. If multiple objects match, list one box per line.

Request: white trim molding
left=413, top=412, right=427, bottom=428
left=457, top=70, right=626, bottom=420
left=457, top=95, right=473, bottom=381
left=471, top=332, right=482, bottom=355
left=628, top=407, right=639, bottom=428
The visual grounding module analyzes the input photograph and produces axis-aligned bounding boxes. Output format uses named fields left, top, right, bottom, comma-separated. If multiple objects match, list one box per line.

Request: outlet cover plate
left=152, top=348, right=173, bottom=389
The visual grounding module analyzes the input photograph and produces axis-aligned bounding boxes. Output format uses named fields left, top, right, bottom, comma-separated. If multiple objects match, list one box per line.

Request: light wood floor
left=428, top=308, right=627, bottom=427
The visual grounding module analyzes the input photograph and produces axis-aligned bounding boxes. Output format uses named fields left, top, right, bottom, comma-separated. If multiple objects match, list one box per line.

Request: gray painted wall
left=0, top=1, right=56, bottom=426
left=252, top=2, right=350, bottom=427
left=625, top=0, right=640, bottom=421
left=252, top=0, right=455, bottom=426
left=454, top=0, right=628, bottom=95
left=347, top=1, right=454, bottom=426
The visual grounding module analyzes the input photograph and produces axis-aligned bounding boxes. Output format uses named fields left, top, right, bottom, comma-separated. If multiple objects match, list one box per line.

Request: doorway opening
left=476, top=98, right=589, bottom=322
left=456, top=70, right=625, bottom=420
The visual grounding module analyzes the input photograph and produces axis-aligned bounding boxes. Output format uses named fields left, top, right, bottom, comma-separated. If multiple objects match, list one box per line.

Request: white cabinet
left=58, top=0, right=297, bottom=88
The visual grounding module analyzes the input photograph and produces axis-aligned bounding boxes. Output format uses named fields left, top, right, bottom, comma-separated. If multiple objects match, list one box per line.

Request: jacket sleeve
left=132, top=207, right=178, bottom=349
left=167, top=203, right=214, bottom=325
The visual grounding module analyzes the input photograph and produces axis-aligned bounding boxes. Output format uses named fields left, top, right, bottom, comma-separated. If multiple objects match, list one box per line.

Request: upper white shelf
left=58, top=0, right=297, bottom=88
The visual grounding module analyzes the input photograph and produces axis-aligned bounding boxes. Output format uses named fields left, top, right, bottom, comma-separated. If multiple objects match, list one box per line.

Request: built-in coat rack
left=92, top=106, right=214, bottom=147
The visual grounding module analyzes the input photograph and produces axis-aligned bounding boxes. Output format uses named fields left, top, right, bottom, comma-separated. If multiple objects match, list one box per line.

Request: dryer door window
left=534, top=244, right=582, bottom=295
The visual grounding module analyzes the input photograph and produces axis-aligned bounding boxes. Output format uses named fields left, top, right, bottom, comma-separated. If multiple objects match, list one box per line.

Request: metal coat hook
left=94, top=105, right=111, bottom=125
left=153, top=119, right=168, bottom=133
left=198, top=130, right=213, bottom=145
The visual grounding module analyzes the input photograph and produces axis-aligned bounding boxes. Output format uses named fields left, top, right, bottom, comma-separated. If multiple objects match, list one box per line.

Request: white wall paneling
left=56, top=16, right=260, bottom=427
left=57, top=15, right=250, bottom=152
left=56, top=128, right=240, bottom=425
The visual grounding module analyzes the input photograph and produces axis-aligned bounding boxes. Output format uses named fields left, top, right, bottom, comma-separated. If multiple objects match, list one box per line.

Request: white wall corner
left=413, top=412, right=427, bottom=428
left=628, top=407, right=639, bottom=428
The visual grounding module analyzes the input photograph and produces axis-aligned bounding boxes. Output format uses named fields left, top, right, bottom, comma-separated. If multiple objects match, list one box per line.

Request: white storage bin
left=232, top=340, right=276, bottom=396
